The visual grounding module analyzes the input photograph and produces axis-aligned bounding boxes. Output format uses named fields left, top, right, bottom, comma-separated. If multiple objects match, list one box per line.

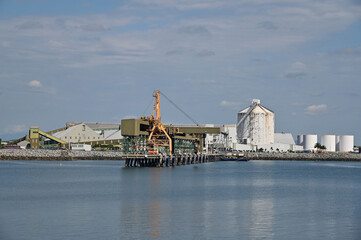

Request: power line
left=159, top=91, right=200, bottom=126
left=143, top=97, right=154, bottom=116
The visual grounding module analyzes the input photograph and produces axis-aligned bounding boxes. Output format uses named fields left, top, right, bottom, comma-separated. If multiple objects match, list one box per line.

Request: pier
left=124, top=154, right=219, bottom=167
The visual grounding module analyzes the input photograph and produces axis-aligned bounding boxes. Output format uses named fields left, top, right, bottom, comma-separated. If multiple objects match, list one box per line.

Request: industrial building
left=22, top=122, right=123, bottom=149
left=52, top=123, right=104, bottom=143
left=199, top=99, right=302, bottom=153
left=4, top=90, right=356, bottom=153
left=120, top=118, right=220, bottom=154
left=119, top=91, right=221, bottom=154
left=85, top=123, right=122, bottom=140
left=229, top=99, right=301, bottom=152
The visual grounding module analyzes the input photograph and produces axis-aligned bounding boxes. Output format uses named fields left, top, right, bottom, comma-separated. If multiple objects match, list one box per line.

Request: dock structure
left=124, top=154, right=219, bottom=167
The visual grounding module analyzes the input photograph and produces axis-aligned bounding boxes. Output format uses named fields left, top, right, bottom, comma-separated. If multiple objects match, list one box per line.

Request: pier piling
left=124, top=154, right=218, bottom=168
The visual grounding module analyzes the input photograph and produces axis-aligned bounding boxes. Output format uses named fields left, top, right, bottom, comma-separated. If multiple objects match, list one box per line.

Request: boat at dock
left=220, top=153, right=249, bottom=161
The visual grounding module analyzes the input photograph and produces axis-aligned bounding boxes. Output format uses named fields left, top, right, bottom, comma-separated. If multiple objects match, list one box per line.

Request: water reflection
left=148, top=169, right=161, bottom=239
left=250, top=198, right=274, bottom=239
left=250, top=165, right=275, bottom=240
left=118, top=168, right=163, bottom=239
left=2, top=161, right=361, bottom=240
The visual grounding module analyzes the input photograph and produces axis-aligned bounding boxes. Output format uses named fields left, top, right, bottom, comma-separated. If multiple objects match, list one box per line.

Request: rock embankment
left=0, top=149, right=124, bottom=160
left=247, top=152, right=361, bottom=161
left=1, top=149, right=361, bottom=161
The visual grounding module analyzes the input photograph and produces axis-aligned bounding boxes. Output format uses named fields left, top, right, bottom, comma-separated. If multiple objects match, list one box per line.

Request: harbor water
left=1, top=160, right=361, bottom=240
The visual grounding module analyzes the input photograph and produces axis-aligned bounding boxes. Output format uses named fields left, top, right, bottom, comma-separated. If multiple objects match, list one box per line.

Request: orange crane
left=147, top=90, right=172, bottom=154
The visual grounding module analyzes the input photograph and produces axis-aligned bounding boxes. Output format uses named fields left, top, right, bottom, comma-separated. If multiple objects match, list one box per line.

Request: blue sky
left=0, top=0, right=360, bottom=145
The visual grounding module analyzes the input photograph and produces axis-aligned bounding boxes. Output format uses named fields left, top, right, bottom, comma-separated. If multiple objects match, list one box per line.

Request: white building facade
left=52, top=123, right=104, bottom=143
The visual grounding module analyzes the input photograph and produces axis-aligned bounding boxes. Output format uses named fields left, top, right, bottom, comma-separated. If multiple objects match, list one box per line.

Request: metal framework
left=147, top=90, right=173, bottom=154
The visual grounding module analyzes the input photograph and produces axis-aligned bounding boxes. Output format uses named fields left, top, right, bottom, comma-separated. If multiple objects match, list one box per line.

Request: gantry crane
left=147, top=90, right=173, bottom=154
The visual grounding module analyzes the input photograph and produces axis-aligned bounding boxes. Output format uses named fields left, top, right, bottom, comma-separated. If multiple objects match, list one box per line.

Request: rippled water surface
left=1, top=160, right=361, bottom=240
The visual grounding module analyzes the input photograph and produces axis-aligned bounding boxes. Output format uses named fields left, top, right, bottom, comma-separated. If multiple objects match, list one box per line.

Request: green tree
left=314, top=142, right=326, bottom=150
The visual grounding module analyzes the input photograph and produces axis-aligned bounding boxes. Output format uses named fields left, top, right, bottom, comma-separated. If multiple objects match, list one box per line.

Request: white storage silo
left=336, top=135, right=340, bottom=151
left=321, top=135, right=336, bottom=152
left=297, top=135, right=304, bottom=146
left=236, top=99, right=274, bottom=145
left=303, top=134, right=317, bottom=151
left=338, top=135, right=354, bottom=152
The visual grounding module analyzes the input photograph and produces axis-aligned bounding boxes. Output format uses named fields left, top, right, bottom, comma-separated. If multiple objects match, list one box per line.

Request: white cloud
left=26, top=80, right=56, bottom=94
left=4, top=124, right=26, bottom=134
left=80, top=24, right=108, bottom=32
left=291, top=62, right=306, bottom=71
left=28, top=80, right=42, bottom=88
left=130, top=0, right=223, bottom=10
left=285, top=62, right=307, bottom=79
left=48, top=40, right=66, bottom=48
left=305, top=104, right=328, bottom=115
left=220, top=100, right=242, bottom=110
left=122, top=115, right=138, bottom=119
left=0, top=0, right=358, bottom=70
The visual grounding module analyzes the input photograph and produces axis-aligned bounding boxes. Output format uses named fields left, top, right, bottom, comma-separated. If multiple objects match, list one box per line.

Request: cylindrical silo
left=236, top=99, right=274, bottom=145
left=297, top=135, right=304, bottom=146
left=303, top=134, right=317, bottom=151
left=336, top=135, right=340, bottom=151
left=338, top=135, right=354, bottom=152
left=321, top=135, right=336, bottom=152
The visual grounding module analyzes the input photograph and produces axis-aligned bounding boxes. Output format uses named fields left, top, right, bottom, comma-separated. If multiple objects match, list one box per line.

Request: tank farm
left=122, top=90, right=220, bottom=167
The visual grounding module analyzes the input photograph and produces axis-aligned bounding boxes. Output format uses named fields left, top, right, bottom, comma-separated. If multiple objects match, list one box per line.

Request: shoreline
left=1, top=149, right=361, bottom=162
left=0, top=149, right=125, bottom=161
left=247, top=152, right=361, bottom=162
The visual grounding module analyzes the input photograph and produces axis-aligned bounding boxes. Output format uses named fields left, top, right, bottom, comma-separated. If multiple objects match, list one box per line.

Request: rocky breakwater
left=0, top=149, right=125, bottom=161
left=247, top=152, right=361, bottom=161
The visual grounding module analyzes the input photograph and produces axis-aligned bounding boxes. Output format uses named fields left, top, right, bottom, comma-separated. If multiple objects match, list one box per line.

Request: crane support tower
left=147, top=90, right=173, bottom=154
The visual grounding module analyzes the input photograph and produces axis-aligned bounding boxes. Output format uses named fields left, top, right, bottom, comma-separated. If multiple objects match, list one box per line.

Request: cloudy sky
left=0, top=0, right=360, bottom=145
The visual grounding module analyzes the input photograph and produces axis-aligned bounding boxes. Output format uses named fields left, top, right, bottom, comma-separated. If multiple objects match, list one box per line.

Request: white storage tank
left=237, top=99, right=274, bottom=145
left=297, top=135, right=304, bottom=146
left=338, top=135, right=354, bottom=152
left=321, top=135, right=336, bottom=152
left=303, top=134, right=317, bottom=151
left=336, top=135, right=340, bottom=151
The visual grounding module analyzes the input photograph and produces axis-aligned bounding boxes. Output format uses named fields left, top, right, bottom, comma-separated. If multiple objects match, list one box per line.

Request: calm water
left=1, top=160, right=361, bottom=240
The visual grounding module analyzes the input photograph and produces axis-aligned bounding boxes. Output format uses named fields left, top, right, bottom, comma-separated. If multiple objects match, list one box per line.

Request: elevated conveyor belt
left=236, top=102, right=258, bottom=128
left=30, top=127, right=67, bottom=149
left=7, top=136, right=27, bottom=145
left=38, top=130, right=67, bottom=145
left=8, top=123, right=83, bottom=148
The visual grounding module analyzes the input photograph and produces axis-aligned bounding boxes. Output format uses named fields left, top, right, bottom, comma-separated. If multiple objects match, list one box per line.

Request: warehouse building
left=52, top=123, right=104, bottom=143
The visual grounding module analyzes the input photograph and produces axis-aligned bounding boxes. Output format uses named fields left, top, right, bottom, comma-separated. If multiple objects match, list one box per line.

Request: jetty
left=0, top=149, right=221, bottom=166
left=123, top=154, right=219, bottom=167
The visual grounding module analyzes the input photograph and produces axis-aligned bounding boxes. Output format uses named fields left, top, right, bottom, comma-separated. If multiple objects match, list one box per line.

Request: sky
left=0, top=0, right=360, bottom=145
